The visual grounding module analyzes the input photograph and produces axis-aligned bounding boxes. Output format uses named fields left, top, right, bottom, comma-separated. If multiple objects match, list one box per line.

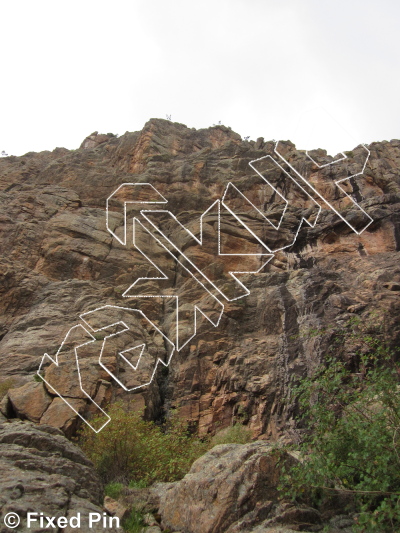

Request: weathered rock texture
left=0, top=420, right=118, bottom=532
left=157, top=442, right=311, bottom=533
left=129, top=442, right=350, bottom=533
left=0, top=119, right=399, bottom=440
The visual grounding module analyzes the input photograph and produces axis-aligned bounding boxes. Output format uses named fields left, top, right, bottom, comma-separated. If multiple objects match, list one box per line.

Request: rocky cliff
left=0, top=119, right=399, bottom=442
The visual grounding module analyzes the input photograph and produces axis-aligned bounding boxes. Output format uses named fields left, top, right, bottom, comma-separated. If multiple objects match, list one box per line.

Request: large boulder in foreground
left=158, top=441, right=321, bottom=533
left=0, top=420, right=118, bottom=533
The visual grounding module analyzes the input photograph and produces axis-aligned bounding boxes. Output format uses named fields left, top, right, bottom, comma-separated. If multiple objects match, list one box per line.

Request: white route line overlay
left=125, top=216, right=225, bottom=351
left=37, top=324, right=111, bottom=434
left=274, top=142, right=373, bottom=234
left=106, top=183, right=168, bottom=246
left=38, top=147, right=374, bottom=433
left=80, top=305, right=175, bottom=391
left=222, top=155, right=323, bottom=254
left=138, top=203, right=272, bottom=303
left=306, top=150, right=347, bottom=169
left=38, top=306, right=175, bottom=432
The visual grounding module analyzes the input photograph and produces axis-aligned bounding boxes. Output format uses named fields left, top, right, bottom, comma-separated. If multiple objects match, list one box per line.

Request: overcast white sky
left=1, top=0, right=399, bottom=156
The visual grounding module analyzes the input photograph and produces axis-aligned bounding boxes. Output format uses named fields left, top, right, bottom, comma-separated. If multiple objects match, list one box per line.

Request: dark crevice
left=358, top=242, right=367, bottom=256
left=393, top=214, right=400, bottom=251
left=349, top=175, right=363, bottom=203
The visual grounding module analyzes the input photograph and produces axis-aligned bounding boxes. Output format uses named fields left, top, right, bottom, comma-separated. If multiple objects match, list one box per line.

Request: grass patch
left=210, top=423, right=252, bottom=446
left=0, top=378, right=14, bottom=400
left=104, top=482, right=124, bottom=499
left=128, top=479, right=148, bottom=489
left=122, top=508, right=145, bottom=533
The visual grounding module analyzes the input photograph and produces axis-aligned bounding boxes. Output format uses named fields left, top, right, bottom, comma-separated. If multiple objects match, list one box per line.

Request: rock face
left=0, top=119, right=399, bottom=440
left=0, top=420, right=118, bottom=532
left=158, top=442, right=308, bottom=533
left=140, top=441, right=353, bottom=533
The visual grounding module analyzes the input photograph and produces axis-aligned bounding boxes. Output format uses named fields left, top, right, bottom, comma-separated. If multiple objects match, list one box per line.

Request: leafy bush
left=128, top=479, right=148, bottom=489
left=281, top=341, right=400, bottom=532
left=80, top=402, right=254, bottom=489
left=79, top=404, right=209, bottom=485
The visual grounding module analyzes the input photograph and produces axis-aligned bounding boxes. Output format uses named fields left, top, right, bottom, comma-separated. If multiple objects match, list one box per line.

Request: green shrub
left=79, top=403, right=254, bottom=488
left=122, top=508, right=145, bottom=533
left=210, top=423, right=253, bottom=446
left=104, top=482, right=124, bottom=499
left=79, top=405, right=209, bottom=485
left=281, top=345, right=400, bottom=532
left=128, top=479, right=148, bottom=489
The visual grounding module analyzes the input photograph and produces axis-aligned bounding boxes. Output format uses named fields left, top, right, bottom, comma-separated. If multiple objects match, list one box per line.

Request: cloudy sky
left=1, top=0, right=399, bottom=156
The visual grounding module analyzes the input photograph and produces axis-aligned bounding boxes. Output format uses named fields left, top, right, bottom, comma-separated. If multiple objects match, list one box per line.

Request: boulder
left=103, top=496, right=129, bottom=521
left=8, top=381, right=52, bottom=422
left=40, top=397, right=87, bottom=438
left=0, top=420, right=118, bottom=532
left=158, top=442, right=297, bottom=533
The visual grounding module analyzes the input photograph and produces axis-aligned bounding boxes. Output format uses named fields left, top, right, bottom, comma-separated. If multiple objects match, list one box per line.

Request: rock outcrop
left=0, top=420, right=118, bottom=532
left=157, top=442, right=309, bottom=533
left=119, top=441, right=354, bottom=533
left=0, top=119, right=399, bottom=442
